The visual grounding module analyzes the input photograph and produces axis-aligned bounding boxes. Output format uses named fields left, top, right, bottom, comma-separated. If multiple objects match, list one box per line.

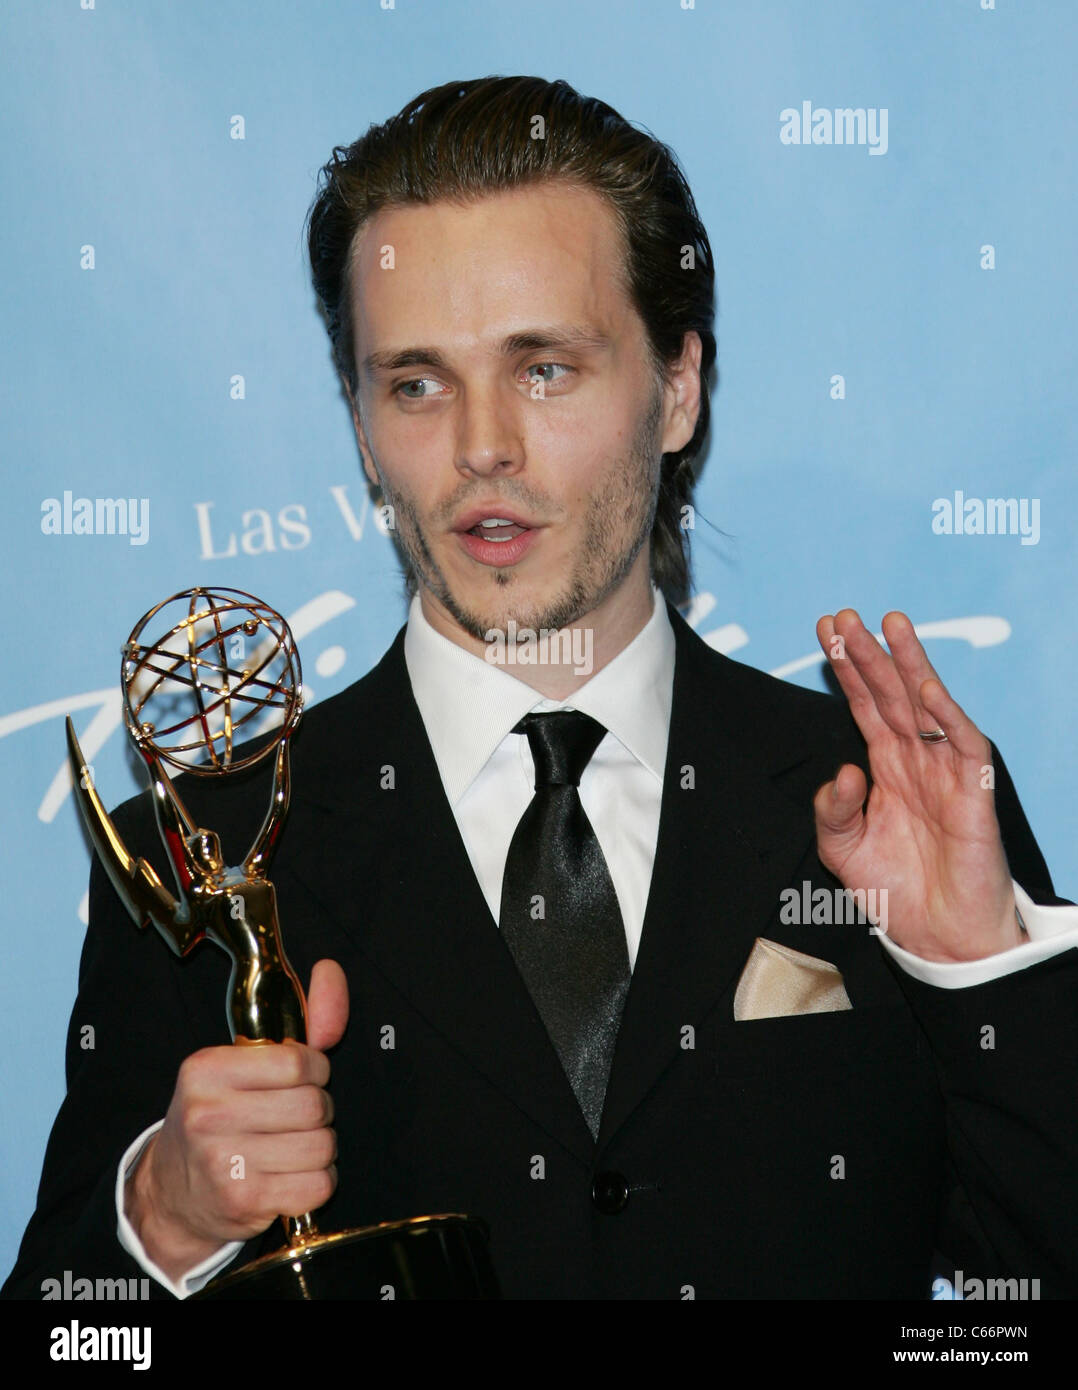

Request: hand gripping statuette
left=66, top=587, right=498, bottom=1299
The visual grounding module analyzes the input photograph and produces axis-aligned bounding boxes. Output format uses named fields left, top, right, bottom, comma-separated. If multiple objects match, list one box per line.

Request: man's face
left=346, top=180, right=699, bottom=646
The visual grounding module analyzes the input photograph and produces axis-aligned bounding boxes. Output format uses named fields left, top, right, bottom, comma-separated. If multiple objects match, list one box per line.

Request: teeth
left=479, top=518, right=515, bottom=527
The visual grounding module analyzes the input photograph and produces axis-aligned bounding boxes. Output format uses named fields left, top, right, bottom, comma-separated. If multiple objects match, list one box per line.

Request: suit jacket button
left=592, top=1171, right=629, bottom=1214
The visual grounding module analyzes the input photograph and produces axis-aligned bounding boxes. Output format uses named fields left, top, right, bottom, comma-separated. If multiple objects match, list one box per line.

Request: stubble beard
left=369, top=383, right=666, bottom=642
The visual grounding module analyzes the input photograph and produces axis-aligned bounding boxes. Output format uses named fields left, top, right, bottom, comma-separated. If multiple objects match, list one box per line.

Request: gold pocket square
left=733, top=938, right=853, bottom=1021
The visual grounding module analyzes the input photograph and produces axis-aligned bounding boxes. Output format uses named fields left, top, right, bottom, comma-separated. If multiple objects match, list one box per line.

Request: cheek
left=364, top=421, right=427, bottom=496
left=365, top=393, right=436, bottom=453
left=528, top=408, right=625, bottom=491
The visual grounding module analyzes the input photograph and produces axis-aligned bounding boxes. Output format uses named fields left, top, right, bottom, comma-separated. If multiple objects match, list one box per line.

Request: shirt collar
left=404, top=586, right=675, bottom=807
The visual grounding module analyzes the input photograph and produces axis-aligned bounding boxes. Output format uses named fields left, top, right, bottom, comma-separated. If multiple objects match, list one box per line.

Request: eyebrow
left=361, top=325, right=612, bottom=377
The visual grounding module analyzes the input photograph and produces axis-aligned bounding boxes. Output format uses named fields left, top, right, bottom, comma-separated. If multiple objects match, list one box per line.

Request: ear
left=659, top=331, right=703, bottom=457
left=344, top=381, right=380, bottom=490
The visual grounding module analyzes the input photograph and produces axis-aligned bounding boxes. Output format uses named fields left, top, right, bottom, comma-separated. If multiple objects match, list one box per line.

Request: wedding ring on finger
left=917, top=728, right=949, bottom=744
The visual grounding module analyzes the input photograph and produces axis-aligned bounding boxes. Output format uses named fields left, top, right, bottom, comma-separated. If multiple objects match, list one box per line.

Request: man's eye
left=524, top=362, right=571, bottom=386
left=393, top=378, right=440, bottom=399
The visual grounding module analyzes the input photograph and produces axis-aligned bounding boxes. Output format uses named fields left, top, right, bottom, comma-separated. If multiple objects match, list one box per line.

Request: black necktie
left=498, top=711, right=631, bottom=1140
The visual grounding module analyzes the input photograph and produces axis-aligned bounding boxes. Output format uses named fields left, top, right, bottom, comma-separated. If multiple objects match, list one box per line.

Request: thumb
left=813, top=763, right=867, bottom=861
left=306, top=958, right=349, bottom=1052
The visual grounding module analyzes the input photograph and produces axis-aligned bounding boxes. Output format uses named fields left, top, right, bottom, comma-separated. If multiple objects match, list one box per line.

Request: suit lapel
left=596, top=605, right=822, bottom=1147
left=284, top=628, right=597, bottom=1167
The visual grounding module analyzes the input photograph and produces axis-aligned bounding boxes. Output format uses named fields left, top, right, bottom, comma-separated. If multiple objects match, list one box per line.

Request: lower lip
left=455, top=526, right=540, bottom=567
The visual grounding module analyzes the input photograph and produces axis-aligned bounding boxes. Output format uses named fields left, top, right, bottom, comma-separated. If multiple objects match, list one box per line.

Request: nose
left=454, top=380, right=525, bottom=479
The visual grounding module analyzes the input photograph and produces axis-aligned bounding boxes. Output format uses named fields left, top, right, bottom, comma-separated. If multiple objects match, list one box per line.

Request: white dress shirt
left=116, top=585, right=1078, bottom=1295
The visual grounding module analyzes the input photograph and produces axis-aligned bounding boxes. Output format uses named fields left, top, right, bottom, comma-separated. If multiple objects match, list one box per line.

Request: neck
left=418, top=555, right=656, bottom=699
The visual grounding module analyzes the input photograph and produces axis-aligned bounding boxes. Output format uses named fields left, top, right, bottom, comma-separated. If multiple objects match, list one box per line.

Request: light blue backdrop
left=2, top=0, right=1075, bottom=1281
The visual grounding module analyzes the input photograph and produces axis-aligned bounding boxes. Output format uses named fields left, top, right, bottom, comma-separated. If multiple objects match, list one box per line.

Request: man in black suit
left=5, top=75, right=1077, bottom=1300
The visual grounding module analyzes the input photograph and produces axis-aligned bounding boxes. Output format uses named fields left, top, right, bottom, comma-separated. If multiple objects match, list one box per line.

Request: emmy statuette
left=67, top=587, right=499, bottom=1299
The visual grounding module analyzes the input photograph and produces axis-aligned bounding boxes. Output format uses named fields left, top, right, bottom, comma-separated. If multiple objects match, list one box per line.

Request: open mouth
left=455, top=514, right=541, bottom=567
left=466, top=519, right=530, bottom=542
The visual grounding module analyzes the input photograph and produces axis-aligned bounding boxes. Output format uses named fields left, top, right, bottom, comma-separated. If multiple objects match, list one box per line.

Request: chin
left=418, top=524, right=637, bottom=642
left=458, top=577, right=599, bottom=641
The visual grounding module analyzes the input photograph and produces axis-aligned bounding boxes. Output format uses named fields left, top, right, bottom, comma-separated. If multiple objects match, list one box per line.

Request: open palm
left=814, top=609, right=1020, bottom=962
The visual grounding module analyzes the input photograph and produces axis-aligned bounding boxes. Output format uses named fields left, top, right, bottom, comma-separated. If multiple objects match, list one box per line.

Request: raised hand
left=814, top=609, right=1021, bottom=962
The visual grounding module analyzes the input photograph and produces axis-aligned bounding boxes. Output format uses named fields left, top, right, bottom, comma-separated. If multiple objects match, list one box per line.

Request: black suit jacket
left=5, top=603, right=1077, bottom=1299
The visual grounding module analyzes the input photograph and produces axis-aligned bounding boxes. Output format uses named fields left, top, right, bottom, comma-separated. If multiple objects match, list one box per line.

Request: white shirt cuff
left=879, top=880, right=1078, bottom=988
left=115, top=1119, right=244, bottom=1299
